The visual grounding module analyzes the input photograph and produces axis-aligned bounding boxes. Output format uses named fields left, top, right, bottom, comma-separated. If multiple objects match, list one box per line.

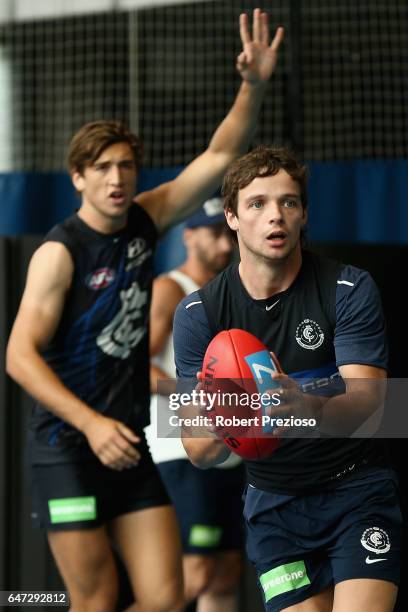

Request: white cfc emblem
left=96, top=282, right=148, bottom=359
left=361, top=527, right=391, bottom=555
left=126, top=238, right=152, bottom=271
left=295, top=318, right=324, bottom=350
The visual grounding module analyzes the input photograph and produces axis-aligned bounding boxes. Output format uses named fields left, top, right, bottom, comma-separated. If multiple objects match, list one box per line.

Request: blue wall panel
left=307, top=160, right=408, bottom=244
left=0, top=168, right=184, bottom=236
left=0, top=173, right=77, bottom=235
left=1, top=161, right=407, bottom=275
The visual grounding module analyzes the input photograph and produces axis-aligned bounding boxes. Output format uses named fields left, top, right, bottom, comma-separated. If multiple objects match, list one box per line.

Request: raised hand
left=237, top=8, right=284, bottom=84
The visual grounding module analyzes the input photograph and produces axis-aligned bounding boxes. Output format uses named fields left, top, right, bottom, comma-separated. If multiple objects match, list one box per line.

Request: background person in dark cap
left=146, top=197, right=245, bottom=612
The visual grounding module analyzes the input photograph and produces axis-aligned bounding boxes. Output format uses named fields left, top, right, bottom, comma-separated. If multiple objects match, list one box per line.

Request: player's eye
left=119, top=161, right=136, bottom=170
left=250, top=200, right=263, bottom=209
left=282, top=198, right=299, bottom=208
left=94, top=163, right=110, bottom=172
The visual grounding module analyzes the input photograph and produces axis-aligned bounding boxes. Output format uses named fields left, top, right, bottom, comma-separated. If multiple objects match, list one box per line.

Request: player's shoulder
left=43, top=214, right=78, bottom=245
left=34, top=239, right=72, bottom=262
left=177, top=290, right=204, bottom=316
left=303, top=249, right=344, bottom=278
left=42, top=214, right=92, bottom=266
left=198, top=265, right=234, bottom=305
left=173, top=289, right=213, bottom=363
left=175, top=290, right=212, bottom=334
left=28, top=241, right=74, bottom=292
left=205, top=265, right=232, bottom=288
left=305, top=250, right=372, bottom=289
left=129, top=200, right=159, bottom=241
left=332, top=261, right=381, bottom=320
left=336, top=262, right=378, bottom=308
left=337, top=262, right=372, bottom=287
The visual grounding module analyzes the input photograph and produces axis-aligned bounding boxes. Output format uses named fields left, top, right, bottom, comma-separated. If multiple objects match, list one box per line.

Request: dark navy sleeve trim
left=173, top=291, right=213, bottom=379
left=334, top=265, right=388, bottom=369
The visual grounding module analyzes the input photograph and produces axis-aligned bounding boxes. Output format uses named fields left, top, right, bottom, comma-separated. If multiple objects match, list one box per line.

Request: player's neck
left=238, top=247, right=302, bottom=299
left=178, top=260, right=216, bottom=288
left=77, top=203, right=128, bottom=234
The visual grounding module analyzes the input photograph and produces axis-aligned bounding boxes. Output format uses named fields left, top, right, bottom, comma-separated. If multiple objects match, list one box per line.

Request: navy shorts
left=244, top=469, right=402, bottom=611
left=31, top=442, right=169, bottom=530
left=158, top=459, right=245, bottom=555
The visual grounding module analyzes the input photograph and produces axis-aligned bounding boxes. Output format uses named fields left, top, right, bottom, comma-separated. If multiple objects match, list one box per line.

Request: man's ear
left=301, top=207, right=308, bottom=227
left=71, top=170, right=85, bottom=193
left=225, top=207, right=239, bottom=232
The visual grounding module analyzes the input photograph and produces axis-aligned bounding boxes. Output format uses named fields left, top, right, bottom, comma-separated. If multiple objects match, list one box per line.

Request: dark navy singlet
left=29, top=205, right=157, bottom=464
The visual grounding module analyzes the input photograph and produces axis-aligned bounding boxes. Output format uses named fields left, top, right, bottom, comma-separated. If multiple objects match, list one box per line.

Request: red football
left=201, top=329, right=281, bottom=460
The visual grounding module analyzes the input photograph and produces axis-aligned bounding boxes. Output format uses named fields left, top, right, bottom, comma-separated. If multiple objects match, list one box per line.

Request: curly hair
left=222, top=145, right=308, bottom=215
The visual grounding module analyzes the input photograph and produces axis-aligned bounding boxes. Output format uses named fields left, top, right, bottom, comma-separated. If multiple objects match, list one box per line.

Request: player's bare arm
left=149, top=275, right=185, bottom=394
left=321, top=363, right=387, bottom=434
left=6, top=242, right=141, bottom=471
left=182, top=433, right=230, bottom=470
left=137, top=9, right=284, bottom=233
left=179, top=375, right=231, bottom=469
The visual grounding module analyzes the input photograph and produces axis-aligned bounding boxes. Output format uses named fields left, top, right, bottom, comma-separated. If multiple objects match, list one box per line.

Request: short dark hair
left=67, top=120, right=143, bottom=174
left=222, top=145, right=308, bottom=215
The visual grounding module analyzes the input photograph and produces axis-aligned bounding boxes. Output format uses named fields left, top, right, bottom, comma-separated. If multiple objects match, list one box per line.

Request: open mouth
left=266, top=231, right=287, bottom=243
left=109, top=191, right=126, bottom=204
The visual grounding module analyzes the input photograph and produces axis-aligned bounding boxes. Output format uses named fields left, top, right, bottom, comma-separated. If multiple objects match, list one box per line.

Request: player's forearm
left=302, top=376, right=386, bottom=436
left=6, top=347, right=97, bottom=433
left=317, top=388, right=384, bottom=436
left=208, top=81, right=268, bottom=158
left=182, top=433, right=230, bottom=469
left=179, top=399, right=231, bottom=467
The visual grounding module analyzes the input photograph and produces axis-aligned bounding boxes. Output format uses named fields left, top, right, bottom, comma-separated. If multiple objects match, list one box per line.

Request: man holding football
left=174, top=146, right=402, bottom=612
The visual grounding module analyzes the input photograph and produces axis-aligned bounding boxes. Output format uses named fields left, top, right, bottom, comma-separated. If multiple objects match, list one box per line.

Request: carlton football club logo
left=126, top=237, right=152, bottom=271
left=361, top=527, right=391, bottom=554
left=96, top=282, right=148, bottom=359
left=295, top=319, right=324, bottom=350
left=86, top=268, right=116, bottom=290
left=127, top=237, right=146, bottom=259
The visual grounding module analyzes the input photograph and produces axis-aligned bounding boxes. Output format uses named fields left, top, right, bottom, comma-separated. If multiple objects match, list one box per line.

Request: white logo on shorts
left=361, top=527, right=391, bottom=555
left=365, top=556, right=387, bottom=564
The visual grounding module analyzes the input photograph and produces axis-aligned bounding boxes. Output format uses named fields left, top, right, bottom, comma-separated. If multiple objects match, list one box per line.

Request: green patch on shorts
left=260, top=560, right=310, bottom=602
left=48, top=496, right=97, bottom=524
left=189, top=524, right=222, bottom=548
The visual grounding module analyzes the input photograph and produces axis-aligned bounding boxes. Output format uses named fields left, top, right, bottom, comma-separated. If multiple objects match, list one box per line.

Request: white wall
left=0, top=0, right=211, bottom=23
left=0, top=0, right=13, bottom=22
left=0, top=46, right=13, bottom=172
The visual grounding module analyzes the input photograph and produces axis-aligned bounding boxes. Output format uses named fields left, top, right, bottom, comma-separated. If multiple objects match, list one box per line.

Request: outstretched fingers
left=240, top=9, right=284, bottom=49
left=252, top=7, right=262, bottom=42
left=270, top=25, right=285, bottom=52
left=239, top=12, right=251, bottom=45
left=240, top=9, right=268, bottom=45
left=237, top=9, right=284, bottom=84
